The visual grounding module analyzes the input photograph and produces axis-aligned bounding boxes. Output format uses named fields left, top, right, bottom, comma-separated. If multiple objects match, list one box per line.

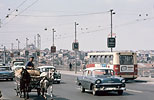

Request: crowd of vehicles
left=0, top=51, right=138, bottom=98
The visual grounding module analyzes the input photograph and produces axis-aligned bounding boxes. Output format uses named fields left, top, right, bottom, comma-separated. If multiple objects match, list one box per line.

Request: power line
left=1, top=0, right=29, bottom=22
left=10, top=11, right=109, bottom=18
left=2, top=0, right=40, bottom=27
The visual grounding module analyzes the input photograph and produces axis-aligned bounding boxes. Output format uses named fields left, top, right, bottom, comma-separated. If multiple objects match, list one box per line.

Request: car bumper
left=94, top=84, right=126, bottom=92
left=0, top=75, right=14, bottom=79
left=54, top=78, right=61, bottom=82
left=95, top=87, right=126, bottom=91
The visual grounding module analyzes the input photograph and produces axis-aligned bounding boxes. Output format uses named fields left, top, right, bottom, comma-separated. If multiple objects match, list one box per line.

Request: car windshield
left=42, top=68, right=55, bottom=72
left=14, top=63, right=24, bottom=66
left=0, top=67, right=11, bottom=71
left=93, top=69, right=114, bottom=77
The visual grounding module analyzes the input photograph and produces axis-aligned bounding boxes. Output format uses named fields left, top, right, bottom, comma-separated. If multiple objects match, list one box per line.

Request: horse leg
left=50, top=85, right=53, bottom=99
left=26, top=86, right=29, bottom=99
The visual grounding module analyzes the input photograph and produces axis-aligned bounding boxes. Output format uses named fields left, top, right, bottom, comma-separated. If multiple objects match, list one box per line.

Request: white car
left=37, top=66, right=61, bottom=83
left=12, top=62, right=25, bottom=71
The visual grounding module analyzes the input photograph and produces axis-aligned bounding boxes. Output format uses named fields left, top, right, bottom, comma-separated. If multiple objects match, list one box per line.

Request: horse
left=40, top=69, right=54, bottom=100
left=20, top=68, right=31, bottom=99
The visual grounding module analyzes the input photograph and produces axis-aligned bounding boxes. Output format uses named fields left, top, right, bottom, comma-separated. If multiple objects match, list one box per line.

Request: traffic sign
left=51, top=46, right=56, bottom=53
left=72, top=42, right=79, bottom=51
left=107, top=37, right=116, bottom=48
left=25, top=50, right=29, bottom=56
left=36, top=51, right=40, bottom=56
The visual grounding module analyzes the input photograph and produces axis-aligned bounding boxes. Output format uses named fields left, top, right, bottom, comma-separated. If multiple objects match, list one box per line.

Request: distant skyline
left=0, top=0, right=154, bottom=51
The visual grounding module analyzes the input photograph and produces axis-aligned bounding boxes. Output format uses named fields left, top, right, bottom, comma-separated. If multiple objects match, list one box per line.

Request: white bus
left=86, top=52, right=138, bottom=80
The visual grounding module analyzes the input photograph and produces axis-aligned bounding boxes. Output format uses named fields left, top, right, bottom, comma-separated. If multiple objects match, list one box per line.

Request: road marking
left=126, top=89, right=143, bottom=93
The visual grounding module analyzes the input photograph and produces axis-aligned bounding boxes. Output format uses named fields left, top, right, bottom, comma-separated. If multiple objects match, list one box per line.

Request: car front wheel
left=118, top=90, right=123, bottom=95
left=80, top=85, right=85, bottom=93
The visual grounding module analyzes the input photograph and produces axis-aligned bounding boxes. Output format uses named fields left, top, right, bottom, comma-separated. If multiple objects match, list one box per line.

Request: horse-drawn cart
left=14, top=68, right=54, bottom=100
left=15, top=69, right=43, bottom=99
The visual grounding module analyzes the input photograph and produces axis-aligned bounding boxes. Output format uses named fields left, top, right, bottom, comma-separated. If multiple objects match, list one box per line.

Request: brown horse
left=20, top=68, right=31, bottom=99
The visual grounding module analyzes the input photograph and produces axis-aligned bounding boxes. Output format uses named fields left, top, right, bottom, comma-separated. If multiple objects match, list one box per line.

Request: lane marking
left=126, top=89, right=143, bottom=93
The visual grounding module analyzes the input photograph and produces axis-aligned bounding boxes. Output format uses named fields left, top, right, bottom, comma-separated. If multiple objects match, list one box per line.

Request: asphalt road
left=0, top=74, right=154, bottom=100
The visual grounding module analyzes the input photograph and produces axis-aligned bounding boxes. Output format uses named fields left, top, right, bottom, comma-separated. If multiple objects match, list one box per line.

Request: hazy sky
left=0, top=0, right=154, bottom=51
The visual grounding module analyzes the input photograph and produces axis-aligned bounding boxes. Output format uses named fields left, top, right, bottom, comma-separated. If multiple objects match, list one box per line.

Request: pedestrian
left=25, top=56, right=35, bottom=70
left=69, top=63, right=72, bottom=71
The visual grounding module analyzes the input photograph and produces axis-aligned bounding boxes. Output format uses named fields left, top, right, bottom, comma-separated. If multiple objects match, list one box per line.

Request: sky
left=0, top=0, right=154, bottom=51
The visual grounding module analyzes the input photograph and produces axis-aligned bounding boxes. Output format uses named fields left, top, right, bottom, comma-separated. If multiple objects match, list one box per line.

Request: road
left=0, top=74, right=154, bottom=100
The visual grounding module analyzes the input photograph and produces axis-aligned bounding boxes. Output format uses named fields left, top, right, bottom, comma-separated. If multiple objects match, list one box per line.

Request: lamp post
left=110, top=9, right=115, bottom=52
left=74, top=22, right=79, bottom=74
left=16, top=39, right=20, bottom=57
left=45, top=28, right=56, bottom=66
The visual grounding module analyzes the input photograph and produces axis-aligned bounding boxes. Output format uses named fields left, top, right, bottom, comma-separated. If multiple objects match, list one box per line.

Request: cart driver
left=25, top=57, right=35, bottom=70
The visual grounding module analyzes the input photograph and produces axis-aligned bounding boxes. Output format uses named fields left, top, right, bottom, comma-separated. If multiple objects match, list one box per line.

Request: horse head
left=20, top=68, right=31, bottom=82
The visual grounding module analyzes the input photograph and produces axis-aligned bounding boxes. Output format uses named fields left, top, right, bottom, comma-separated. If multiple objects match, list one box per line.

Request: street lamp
left=45, top=28, right=56, bottom=66
left=16, top=39, right=20, bottom=50
left=26, top=38, right=29, bottom=49
left=74, top=22, right=79, bottom=74
left=110, top=9, right=115, bottom=52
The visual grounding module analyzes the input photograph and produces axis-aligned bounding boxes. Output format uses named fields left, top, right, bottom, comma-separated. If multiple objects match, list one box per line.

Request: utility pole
left=16, top=39, right=20, bottom=57
left=52, top=28, right=56, bottom=66
left=11, top=43, right=13, bottom=51
left=3, top=46, right=6, bottom=64
left=26, top=38, right=28, bottom=48
left=110, top=9, right=115, bottom=52
left=34, top=36, right=36, bottom=49
left=16, top=39, right=20, bottom=51
left=74, top=22, right=79, bottom=74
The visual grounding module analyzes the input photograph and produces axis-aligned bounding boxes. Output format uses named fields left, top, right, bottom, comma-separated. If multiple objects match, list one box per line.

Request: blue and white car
left=0, top=66, right=14, bottom=81
left=77, top=67, right=126, bottom=95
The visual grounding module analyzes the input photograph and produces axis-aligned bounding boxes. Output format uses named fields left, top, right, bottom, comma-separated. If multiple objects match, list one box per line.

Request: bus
left=86, top=52, right=138, bottom=80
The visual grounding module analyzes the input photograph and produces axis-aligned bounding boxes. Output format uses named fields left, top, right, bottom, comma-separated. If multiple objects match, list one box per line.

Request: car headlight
left=95, top=79, right=101, bottom=84
left=122, top=79, right=125, bottom=83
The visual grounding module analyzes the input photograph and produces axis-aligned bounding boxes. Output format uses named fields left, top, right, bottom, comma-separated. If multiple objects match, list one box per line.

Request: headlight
left=95, top=79, right=101, bottom=84
left=122, top=80, right=125, bottom=83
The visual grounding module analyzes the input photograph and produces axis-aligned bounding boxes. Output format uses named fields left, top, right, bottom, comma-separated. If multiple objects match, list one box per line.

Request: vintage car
left=0, top=66, right=14, bottom=81
left=77, top=67, right=126, bottom=95
left=37, top=66, right=61, bottom=83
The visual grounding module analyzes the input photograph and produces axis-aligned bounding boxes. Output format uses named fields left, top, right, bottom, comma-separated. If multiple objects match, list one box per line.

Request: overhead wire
left=1, top=0, right=29, bottom=22
left=2, top=0, right=40, bottom=27
left=10, top=11, right=109, bottom=18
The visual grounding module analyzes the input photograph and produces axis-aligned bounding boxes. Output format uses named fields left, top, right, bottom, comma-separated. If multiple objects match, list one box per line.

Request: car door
left=84, top=70, right=93, bottom=89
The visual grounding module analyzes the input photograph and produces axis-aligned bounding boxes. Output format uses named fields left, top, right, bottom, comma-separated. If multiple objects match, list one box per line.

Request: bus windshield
left=120, top=55, right=133, bottom=65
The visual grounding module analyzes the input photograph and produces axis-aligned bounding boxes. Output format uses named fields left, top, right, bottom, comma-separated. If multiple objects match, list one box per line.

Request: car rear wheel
left=80, top=85, right=85, bottom=93
left=92, top=86, right=98, bottom=96
left=118, top=90, right=123, bottom=95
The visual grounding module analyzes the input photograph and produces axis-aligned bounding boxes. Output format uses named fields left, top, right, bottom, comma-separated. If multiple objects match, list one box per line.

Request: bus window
left=120, top=55, right=133, bottom=65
